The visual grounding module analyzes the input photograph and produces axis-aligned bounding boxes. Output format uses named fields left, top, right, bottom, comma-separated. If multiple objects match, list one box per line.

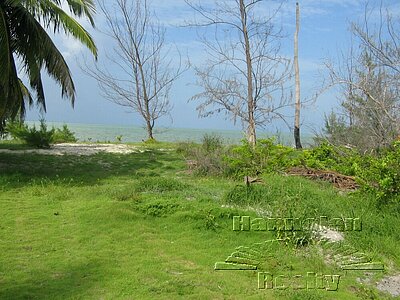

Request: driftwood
left=286, top=166, right=359, bottom=190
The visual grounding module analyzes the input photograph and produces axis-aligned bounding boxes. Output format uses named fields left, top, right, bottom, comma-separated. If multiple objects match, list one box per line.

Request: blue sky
left=25, top=0, right=400, bottom=134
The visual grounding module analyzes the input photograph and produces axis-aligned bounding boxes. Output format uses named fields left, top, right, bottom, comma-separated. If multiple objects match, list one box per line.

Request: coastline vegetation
left=0, top=135, right=399, bottom=299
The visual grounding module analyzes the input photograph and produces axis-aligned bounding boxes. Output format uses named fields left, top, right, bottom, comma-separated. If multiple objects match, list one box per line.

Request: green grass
left=0, top=142, right=399, bottom=299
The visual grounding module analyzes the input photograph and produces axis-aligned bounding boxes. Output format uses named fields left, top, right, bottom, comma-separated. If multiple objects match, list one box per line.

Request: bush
left=6, top=120, right=77, bottom=148
left=201, top=133, right=223, bottom=153
left=293, top=142, right=362, bottom=176
left=177, top=134, right=227, bottom=176
left=53, top=124, right=77, bottom=143
left=6, top=119, right=55, bottom=148
left=294, top=141, right=400, bottom=204
left=355, top=141, right=400, bottom=205
left=224, top=138, right=296, bottom=179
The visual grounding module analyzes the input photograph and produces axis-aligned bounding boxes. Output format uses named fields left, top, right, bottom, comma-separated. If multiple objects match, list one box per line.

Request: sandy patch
left=377, top=274, right=400, bottom=297
left=313, top=225, right=345, bottom=242
left=0, top=143, right=143, bottom=156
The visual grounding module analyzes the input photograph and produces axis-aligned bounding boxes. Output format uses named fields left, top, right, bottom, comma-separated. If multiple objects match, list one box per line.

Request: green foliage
left=6, top=119, right=55, bottom=148
left=177, top=134, right=227, bottom=176
left=143, top=137, right=158, bottom=144
left=115, top=135, right=123, bottom=143
left=0, top=0, right=97, bottom=130
left=355, top=141, right=400, bottom=205
left=293, top=141, right=400, bottom=204
left=138, top=200, right=180, bottom=217
left=201, top=133, right=223, bottom=153
left=181, top=135, right=400, bottom=205
left=176, top=141, right=198, bottom=156
left=294, top=142, right=362, bottom=176
left=6, top=120, right=77, bottom=148
left=53, top=124, right=77, bottom=143
left=224, top=138, right=295, bottom=179
left=204, top=210, right=219, bottom=230
left=0, top=143, right=399, bottom=298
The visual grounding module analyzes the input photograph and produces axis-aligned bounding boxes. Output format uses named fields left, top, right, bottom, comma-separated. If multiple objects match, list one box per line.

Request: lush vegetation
left=1, top=140, right=399, bottom=299
left=1, top=1, right=399, bottom=298
left=5, top=120, right=77, bottom=148
left=179, top=135, right=400, bottom=206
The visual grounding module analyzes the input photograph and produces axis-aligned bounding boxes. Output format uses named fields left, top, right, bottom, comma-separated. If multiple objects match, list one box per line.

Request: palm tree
left=0, top=0, right=97, bottom=129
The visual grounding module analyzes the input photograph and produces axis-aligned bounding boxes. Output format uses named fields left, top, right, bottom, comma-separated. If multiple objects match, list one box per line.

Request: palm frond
left=0, top=6, right=11, bottom=117
left=66, top=0, right=96, bottom=27
left=46, top=1, right=97, bottom=58
left=12, top=4, right=76, bottom=106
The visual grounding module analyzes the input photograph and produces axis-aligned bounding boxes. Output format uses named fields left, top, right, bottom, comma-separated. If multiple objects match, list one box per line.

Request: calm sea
left=25, top=121, right=313, bottom=146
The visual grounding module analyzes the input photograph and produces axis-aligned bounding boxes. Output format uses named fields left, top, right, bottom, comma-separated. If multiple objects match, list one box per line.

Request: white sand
left=0, top=143, right=143, bottom=156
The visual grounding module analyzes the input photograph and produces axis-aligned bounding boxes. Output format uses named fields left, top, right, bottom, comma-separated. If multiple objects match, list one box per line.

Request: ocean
left=24, top=121, right=313, bottom=146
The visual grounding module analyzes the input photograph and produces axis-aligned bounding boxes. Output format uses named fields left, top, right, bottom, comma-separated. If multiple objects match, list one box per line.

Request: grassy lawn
left=0, top=143, right=399, bottom=299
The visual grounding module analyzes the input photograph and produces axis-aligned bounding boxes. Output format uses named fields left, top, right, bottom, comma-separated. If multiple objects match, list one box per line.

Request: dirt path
left=0, top=143, right=142, bottom=156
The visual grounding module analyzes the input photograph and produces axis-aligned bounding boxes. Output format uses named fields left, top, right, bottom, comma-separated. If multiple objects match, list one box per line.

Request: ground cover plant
left=0, top=139, right=399, bottom=299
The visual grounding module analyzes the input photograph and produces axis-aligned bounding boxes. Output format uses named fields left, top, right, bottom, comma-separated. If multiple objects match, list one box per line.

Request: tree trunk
left=294, top=2, right=302, bottom=149
left=146, top=119, right=154, bottom=140
left=239, top=0, right=256, bottom=147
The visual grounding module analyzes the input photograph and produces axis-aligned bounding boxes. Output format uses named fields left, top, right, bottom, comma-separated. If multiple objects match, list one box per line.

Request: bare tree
left=324, top=50, right=399, bottom=150
left=321, top=5, right=400, bottom=151
left=83, top=0, right=184, bottom=140
left=185, top=0, right=291, bottom=147
left=294, top=2, right=302, bottom=149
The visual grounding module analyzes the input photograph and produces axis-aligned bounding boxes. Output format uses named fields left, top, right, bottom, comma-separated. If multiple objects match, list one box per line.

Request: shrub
left=224, top=138, right=295, bottom=179
left=176, top=141, right=199, bottom=157
left=6, top=120, right=77, bottom=148
left=201, top=133, right=223, bottom=153
left=53, top=124, right=77, bottom=143
left=295, top=141, right=400, bottom=204
left=177, top=134, right=227, bottom=176
left=6, top=119, right=54, bottom=148
left=355, top=141, right=400, bottom=205
left=293, top=142, right=363, bottom=176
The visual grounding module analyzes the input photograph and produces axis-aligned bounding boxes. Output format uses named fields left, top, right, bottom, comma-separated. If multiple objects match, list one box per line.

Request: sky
left=25, top=0, right=400, bottom=134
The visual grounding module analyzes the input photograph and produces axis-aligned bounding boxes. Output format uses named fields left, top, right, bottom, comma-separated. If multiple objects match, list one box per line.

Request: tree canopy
left=0, top=0, right=97, bottom=130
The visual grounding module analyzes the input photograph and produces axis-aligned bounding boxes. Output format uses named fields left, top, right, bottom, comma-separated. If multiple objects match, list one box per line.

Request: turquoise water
left=24, top=121, right=312, bottom=146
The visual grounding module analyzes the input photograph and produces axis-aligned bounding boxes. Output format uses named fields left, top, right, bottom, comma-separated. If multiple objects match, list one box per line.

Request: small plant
left=143, top=138, right=158, bottom=144
left=116, top=135, right=123, bottom=143
left=204, top=210, right=219, bottom=230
